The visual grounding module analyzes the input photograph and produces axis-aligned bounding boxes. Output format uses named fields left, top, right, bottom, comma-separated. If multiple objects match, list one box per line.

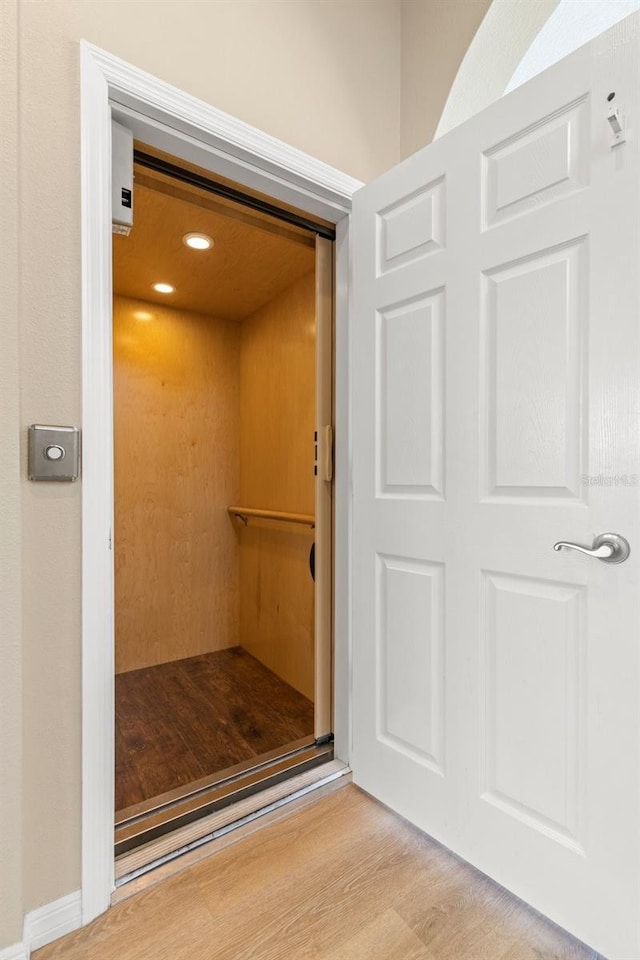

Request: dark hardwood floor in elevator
left=115, top=647, right=314, bottom=813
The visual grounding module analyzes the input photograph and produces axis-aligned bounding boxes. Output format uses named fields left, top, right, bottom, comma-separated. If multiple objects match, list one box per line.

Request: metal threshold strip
left=115, top=734, right=316, bottom=826
left=115, top=740, right=333, bottom=859
left=114, top=758, right=349, bottom=893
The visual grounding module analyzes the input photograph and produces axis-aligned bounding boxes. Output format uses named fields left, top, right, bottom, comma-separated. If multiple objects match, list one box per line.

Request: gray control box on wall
left=112, top=119, right=134, bottom=236
left=28, top=425, right=80, bottom=481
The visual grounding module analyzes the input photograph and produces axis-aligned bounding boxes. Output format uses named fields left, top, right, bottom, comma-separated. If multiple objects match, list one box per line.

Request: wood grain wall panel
left=113, top=296, right=240, bottom=674
left=238, top=272, right=316, bottom=699
left=238, top=525, right=315, bottom=701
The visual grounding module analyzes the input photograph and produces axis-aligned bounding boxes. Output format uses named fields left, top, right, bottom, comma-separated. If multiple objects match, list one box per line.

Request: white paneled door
left=351, top=15, right=639, bottom=958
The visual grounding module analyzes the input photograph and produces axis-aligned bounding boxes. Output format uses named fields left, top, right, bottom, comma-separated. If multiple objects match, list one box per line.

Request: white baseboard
left=0, top=943, right=29, bottom=960
left=1, top=889, right=83, bottom=959
left=23, top=890, right=82, bottom=955
left=0, top=943, right=28, bottom=960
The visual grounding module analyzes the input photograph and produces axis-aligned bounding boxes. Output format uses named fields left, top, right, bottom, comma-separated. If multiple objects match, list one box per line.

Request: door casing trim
left=80, top=39, right=361, bottom=925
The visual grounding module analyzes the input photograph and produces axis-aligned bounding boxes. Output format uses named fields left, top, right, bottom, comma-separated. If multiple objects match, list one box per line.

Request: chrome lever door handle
left=553, top=532, right=630, bottom=564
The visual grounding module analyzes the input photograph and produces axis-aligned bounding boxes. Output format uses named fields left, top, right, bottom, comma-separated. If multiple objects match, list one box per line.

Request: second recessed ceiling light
left=183, top=233, right=213, bottom=250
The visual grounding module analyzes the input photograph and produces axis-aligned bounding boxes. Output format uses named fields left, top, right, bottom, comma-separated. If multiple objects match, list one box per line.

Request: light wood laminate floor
left=35, top=786, right=603, bottom=960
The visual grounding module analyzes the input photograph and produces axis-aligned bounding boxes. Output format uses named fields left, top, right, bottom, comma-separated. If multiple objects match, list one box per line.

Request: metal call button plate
left=28, top=424, right=80, bottom=481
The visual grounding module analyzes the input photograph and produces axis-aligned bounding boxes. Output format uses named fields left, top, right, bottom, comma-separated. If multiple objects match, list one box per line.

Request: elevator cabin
left=112, top=147, right=334, bottom=859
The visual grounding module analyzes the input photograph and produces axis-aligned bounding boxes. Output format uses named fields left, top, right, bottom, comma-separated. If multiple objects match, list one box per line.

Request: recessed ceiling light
left=183, top=233, right=213, bottom=250
left=153, top=282, right=175, bottom=294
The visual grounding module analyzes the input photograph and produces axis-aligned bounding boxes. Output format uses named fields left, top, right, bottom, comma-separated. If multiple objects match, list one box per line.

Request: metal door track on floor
left=115, top=739, right=333, bottom=860
left=115, top=756, right=349, bottom=893
left=114, top=757, right=349, bottom=894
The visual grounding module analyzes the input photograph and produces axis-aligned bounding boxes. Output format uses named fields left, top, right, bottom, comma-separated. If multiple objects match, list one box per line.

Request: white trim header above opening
left=83, top=41, right=363, bottom=223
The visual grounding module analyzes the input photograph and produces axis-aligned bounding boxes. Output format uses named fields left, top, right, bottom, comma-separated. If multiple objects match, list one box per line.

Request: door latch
left=314, top=426, right=333, bottom=482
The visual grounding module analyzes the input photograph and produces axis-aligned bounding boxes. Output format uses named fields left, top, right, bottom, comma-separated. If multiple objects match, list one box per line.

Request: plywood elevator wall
left=113, top=296, right=240, bottom=674
left=238, top=272, right=315, bottom=700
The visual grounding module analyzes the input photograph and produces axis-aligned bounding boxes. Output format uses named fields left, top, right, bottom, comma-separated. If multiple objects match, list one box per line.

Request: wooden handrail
left=228, top=506, right=315, bottom=528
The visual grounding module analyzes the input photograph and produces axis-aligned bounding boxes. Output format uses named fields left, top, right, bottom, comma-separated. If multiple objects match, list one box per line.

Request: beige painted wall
left=26, top=0, right=403, bottom=185
left=113, top=297, right=240, bottom=674
left=0, top=0, right=23, bottom=948
left=400, top=0, right=492, bottom=157
left=3, top=0, right=401, bottom=932
left=2, top=0, right=569, bottom=948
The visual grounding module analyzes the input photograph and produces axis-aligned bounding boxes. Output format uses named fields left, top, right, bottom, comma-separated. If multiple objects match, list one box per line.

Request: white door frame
left=80, top=40, right=362, bottom=925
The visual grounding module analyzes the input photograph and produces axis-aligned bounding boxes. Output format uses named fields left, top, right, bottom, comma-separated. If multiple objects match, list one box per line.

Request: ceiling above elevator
left=112, top=160, right=316, bottom=322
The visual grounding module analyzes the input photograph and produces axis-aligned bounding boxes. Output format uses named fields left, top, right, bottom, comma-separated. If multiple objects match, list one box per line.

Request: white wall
left=436, top=0, right=560, bottom=138
left=507, top=0, right=640, bottom=92
left=436, top=0, right=640, bottom=143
